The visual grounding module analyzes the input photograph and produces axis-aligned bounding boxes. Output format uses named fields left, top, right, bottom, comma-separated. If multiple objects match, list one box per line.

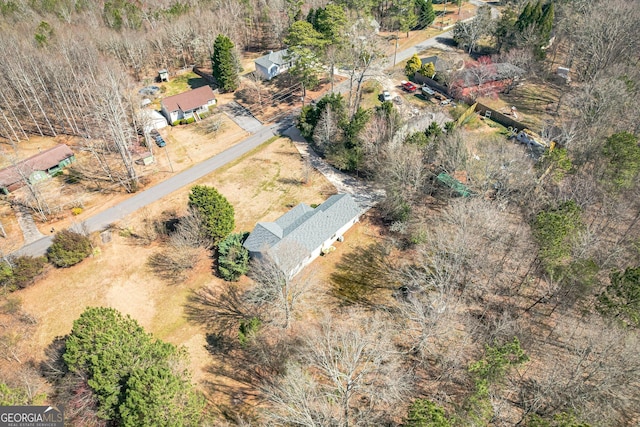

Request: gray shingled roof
left=254, top=49, right=289, bottom=69
left=244, top=194, right=361, bottom=268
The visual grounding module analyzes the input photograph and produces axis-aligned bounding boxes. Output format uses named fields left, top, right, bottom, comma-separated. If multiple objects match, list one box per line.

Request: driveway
left=13, top=126, right=276, bottom=257
left=221, top=101, right=264, bottom=133
left=283, top=126, right=384, bottom=212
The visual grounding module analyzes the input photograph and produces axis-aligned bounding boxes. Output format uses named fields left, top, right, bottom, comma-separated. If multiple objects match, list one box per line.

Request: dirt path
left=14, top=204, right=45, bottom=244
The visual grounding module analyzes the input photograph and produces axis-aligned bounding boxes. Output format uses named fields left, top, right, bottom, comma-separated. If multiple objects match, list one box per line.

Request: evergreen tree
left=406, top=399, right=452, bottom=427
left=211, top=34, right=238, bottom=92
left=516, top=1, right=534, bottom=31
left=217, top=232, right=250, bottom=281
left=188, top=185, right=235, bottom=244
left=601, top=131, right=640, bottom=190
left=417, top=0, right=436, bottom=28
left=597, top=266, right=640, bottom=328
left=62, top=307, right=204, bottom=424
left=539, top=2, right=554, bottom=44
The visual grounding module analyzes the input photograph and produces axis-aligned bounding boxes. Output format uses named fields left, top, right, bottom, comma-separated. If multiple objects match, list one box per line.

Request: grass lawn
left=359, top=80, right=384, bottom=110
left=160, top=71, right=211, bottom=97
left=477, top=80, right=563, bottom=131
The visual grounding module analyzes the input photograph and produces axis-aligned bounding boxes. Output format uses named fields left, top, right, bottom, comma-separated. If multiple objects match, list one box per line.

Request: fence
left=414, top=73, right=450, bottom=96
left=473, top=102, right=527, bottom=132
left=192, top=66, right=218, bottom=88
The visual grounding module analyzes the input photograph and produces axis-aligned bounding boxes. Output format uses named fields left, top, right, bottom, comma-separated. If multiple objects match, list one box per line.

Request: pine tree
left=188, top=185, right=235, bottom=244
left=539, top=2, right=554, bottom=43
left=418, top=0, right=436, bottom=28
left=516, top=1, right=533, bottom=31
left=211, top=34, right=238, bottom=92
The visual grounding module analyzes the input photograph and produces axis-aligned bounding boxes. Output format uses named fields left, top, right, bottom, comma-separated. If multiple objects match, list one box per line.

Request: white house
left=254, top=49, right=292, bottom=81
left=243, top=194, right=361, bottom=278
left=160, top=86, right=216, bottom=124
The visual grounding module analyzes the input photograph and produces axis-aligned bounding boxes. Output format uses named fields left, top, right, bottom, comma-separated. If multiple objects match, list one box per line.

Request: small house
left=254, top=49, right=292, bottom=81
left=158, top=69, right=169, bottom=82
left=161, top=86, right=217, bottom=125
left=243, top=194, right=361, bottom=278
left=0, top=144, right=75, bottom=194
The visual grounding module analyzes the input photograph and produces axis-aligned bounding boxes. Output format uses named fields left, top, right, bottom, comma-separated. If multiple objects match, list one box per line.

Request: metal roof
left=0, top=144, right=74, bottom=188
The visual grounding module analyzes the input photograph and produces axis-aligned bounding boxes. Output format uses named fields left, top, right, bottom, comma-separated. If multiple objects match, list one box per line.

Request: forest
left=1, top=0, right=640, bottom=425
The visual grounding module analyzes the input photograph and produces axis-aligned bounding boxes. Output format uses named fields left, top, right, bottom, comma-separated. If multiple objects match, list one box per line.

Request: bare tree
left=247, top=246, right=312, bottom=329
left=312, top=105, right=341, bottom=156
left=262, top=315, right=412, bottom=426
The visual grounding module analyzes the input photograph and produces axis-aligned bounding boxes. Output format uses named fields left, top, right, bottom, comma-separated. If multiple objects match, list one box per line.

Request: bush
left=71, top=207, right=83, bottom=216
left=12, top=256, right=47, bottom=288
left=185, top=117, right=195, bottom=124
left=172, top=120, right=181, bottom=126
left=0, top=256, right=47, bottom=292
left=47, top=230, right=92, bottom=268
left=217, top=232, right=249, bottom=281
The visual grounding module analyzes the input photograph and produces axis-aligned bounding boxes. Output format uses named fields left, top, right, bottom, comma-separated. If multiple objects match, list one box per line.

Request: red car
left=401, top=80, right=418, bottom=92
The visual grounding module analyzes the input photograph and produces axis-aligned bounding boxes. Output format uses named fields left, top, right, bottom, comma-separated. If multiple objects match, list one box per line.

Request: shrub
left=47, top=230, right=92, bottom=268
left=185, top=117, right=195, bottom=124
left=0, top=261, right=14, bottom=292
left=0, top=256, right=47, bottom=291
left=11, top=256, right=47, bottom=288
left=217, top=232, right=249, bottom=281
left=71, top=207, right=83, bottom=216
left=172, top=120, right=181, bottom=126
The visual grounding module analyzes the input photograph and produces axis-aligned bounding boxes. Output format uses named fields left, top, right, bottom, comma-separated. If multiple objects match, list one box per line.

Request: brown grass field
left=10, top=136, right=381, bottom=405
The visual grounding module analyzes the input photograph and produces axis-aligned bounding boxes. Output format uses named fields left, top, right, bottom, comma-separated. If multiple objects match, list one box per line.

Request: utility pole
left=393, top=30, right=399, bottom=66
left=164, top=147, right=174, bottom=172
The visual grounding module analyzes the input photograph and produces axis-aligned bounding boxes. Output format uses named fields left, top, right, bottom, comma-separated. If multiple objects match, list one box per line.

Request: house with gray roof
left=254, top=49, right=292, bottom=81
left=243, top=194, right=361, bottom=278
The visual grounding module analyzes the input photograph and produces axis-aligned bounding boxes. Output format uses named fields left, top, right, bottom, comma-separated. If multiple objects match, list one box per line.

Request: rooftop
left=244, top=194, right=361, bottom=270
left=161, top=86, right=216, bottom=113
left=255, top=49, right=290, bottom=69
left=0, top=144, right=74, bottom=187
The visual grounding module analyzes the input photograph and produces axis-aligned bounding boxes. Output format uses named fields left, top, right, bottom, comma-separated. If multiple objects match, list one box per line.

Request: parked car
left=148, top=129, right=166, bottom=147
left=154, top=135, right=166, bottom=147
left=401, top=80, right=418, bottom=92
left=382, top=90, right=392, bottom=102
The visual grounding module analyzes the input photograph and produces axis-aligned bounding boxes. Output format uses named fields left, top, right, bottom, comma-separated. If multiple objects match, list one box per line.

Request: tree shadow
left=187, top=77, right=209, bottom=90
left=330, top=243, right=400, bottom=307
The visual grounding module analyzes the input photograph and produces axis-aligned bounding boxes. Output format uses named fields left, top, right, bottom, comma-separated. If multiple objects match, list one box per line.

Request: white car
left=382, top=90, right=392, bottom=102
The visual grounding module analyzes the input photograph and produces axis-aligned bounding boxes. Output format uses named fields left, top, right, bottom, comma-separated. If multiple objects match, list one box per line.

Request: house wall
left=255, top=63, right=271, bottom=80
left=288, top=214, right=360, bottom=278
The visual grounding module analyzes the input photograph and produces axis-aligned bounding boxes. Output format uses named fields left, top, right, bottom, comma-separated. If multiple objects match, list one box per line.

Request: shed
left=158, top=69, right=169, bottom=82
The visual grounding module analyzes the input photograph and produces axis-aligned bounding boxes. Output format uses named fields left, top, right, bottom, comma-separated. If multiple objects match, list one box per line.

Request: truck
left=401, top=80, right=418, bottom=92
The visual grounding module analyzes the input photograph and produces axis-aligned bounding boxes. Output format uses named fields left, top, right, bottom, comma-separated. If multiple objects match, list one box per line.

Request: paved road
left=14, top=126, right=276, bottom=257
left=12, top=23, right=478, bottom=258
